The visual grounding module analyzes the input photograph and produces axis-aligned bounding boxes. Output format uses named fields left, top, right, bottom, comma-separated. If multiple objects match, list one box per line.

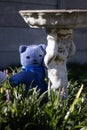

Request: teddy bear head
left=19, top=44, right=46, bottom=68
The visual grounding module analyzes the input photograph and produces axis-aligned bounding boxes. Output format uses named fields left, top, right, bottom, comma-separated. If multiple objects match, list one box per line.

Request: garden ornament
left=44, top=29, right=76, bottom=99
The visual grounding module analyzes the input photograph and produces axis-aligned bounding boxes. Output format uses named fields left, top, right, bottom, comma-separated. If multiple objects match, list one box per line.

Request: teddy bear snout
left=33, top=59, right=39, bottom=64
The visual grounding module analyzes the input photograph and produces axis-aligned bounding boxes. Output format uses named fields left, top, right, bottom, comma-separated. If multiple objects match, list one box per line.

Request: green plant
left=0, top=64, right=87, bottom=130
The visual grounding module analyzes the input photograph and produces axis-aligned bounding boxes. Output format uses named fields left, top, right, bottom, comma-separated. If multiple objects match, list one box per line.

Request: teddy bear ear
left=19, top=45, right=27, bottom=53
left=39, top=44, right=46, bottom=49
left=39, top=44, right=46, bottom=53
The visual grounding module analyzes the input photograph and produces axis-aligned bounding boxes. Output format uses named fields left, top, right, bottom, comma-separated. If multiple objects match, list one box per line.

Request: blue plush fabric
left=9, top=44, right=48, bottom=94
left=9, top=66, right=47, bottom=94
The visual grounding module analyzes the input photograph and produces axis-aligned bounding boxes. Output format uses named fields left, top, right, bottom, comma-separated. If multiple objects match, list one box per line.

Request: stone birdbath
left=19, top=9, right=87, bottom=98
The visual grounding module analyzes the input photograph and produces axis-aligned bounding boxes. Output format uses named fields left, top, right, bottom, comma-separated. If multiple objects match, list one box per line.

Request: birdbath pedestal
left=19, top=10, right=87, bottom=98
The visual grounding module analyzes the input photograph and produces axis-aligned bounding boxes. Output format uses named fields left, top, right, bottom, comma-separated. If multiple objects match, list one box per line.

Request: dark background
left=0, top=0, right=87, bottom=68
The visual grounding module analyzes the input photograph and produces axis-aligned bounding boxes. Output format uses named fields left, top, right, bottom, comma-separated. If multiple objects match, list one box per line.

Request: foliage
left=0, top=64, right=87, bottom=130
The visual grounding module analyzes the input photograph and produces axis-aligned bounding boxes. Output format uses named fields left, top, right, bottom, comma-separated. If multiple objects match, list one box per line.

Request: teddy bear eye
left=39, top=54, right=42, bottom=57
left=26, top=56, right=30, bottom=59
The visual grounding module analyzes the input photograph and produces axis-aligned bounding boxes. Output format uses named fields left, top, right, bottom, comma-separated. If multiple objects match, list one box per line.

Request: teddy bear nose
left=33, top=59, right=37, bottom=62
left=33, top=59, right=38, bottom=64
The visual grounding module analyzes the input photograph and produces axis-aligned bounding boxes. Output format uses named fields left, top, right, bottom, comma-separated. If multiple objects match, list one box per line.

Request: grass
left=0, top=63, right=87, bottom=130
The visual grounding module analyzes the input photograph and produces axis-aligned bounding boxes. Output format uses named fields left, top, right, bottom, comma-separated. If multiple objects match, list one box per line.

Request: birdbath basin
left=19, top=9, right=87, bottom=98
left=19, top=9, right=87, bottom=28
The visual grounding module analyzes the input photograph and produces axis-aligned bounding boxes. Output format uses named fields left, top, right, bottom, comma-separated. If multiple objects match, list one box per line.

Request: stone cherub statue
left=44, top=29, right=76, bottom=99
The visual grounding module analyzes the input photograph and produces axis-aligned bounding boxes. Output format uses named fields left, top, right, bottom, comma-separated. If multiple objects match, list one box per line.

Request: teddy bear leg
left=39, top=81, right=48, bottom=94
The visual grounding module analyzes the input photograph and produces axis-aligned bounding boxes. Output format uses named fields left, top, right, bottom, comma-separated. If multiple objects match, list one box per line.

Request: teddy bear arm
left=9, top=71, right=25, bottom=87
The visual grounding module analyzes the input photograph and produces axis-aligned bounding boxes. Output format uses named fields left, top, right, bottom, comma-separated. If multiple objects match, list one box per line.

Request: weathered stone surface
left=44, top=29, right=75, bottom=98
left=19, top=9, right=87, bottom=28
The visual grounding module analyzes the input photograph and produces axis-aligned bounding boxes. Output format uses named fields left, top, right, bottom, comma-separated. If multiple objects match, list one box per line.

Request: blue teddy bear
left=9, top=44, right=48, bottom=94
